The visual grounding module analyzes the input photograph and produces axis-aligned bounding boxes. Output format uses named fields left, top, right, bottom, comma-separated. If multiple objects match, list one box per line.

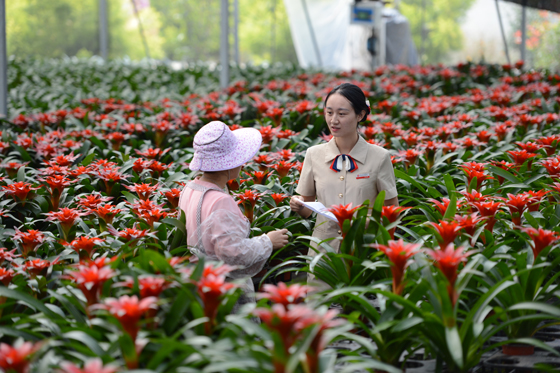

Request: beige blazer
left=296, top=136, right=398, bottom=252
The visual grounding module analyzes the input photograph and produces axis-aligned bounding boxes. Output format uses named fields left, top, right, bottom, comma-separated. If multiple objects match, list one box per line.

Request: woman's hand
left=267, top=229, right=289, bottom=250
left=290, top=195, right=304, bottom=212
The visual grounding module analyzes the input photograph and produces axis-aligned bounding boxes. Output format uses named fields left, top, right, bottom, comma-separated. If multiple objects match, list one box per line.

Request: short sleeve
left=295, top=149, right=316, bottom=197
left=377, top=152, right=398, bottom=200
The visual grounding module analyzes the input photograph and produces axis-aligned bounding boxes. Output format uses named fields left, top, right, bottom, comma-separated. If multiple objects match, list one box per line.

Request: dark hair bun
left=324, top=83, right=370, bottom=122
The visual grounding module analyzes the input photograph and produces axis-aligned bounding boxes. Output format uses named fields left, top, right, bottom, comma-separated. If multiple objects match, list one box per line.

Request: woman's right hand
left=289, top=195, right=304, bottom=212
left=267, top=229, right=289, bottom=250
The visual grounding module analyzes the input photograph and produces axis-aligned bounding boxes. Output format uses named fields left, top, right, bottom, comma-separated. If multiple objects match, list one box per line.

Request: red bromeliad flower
left=471, top=200, right=503, bottom=234
left=64, top=263, right=115, bottom=306
left=540, top=157, right=560, bottom=178
left=125, top=183, right=160, bottom=201
left=254, top=154, right=273, bottom=171
left=91, top=204, right=122, bottom=225
left=253, top=304, right=315, bottom=355
left=107, top=225, right=150, bottom=246
left=46, top=208, right=87, bottom=241
left=537, top=135, right=560, bottom=156
left=521, top=227, right=560, bottom=259
left=13, top=228, right=46, bottom=258
left=116, top=275, right=171, bottom=298
left=248, top=170, right=268, bottom=185
left=428, top=197, right=453, bottom=216
left=147, top=160, right=171, bottom=178
left=327, top=203, right=361, bottom=236
left=270, top=193, right=288, bottom=206
left=505, top=193, right=530, bottom=226
left=371, top=239, right=421, bottom=295
left=454, top=213, right=485, bottom=237
left=2, top=182, right=40, bottom=205
left=192, top=274, right=237, bottom=334
left=95, top=295, right=158, bottom=341
left=490, top=160, right=516, bottom=184
left=271, top=161, right=296, bottom=178
left=19, top=258, right=60, bottom=278
left=264, top=107, right=284, bottom=127
left=96, top=167, right=130, bottom=195
left=256, top=282, right=311, bottom=308
left=57, top=358, right=119, bottom=373
left=259, top=125, right=277, bottom=144
left=0, top=248, right=19, bottom=266
left=235, top=189, right=262, bottom=223
left=0, top=268, right=16, bottom=286
left=426, top=244, right=471, bottom=306
left=428, top=220, right=462, bottom=250
left=397, top=149, right=423, bottom=168
left=0, top=341, right=41, bottom=373
left=507, top=149, right=538, bottom=170
left=65, top=236, right=104, bottom=259
left=75, top=193, right=113, bottom=209
left=460, top=168, right=494, bottom=191
left=294, top=308, right=344, bottom=373
left=135, top=147, right=170, bottom=160
left=526, top=190, right=549, bottom=212
left=162, top=188, right=181, bottom=208
left=380, top=205, right=412, bottom=239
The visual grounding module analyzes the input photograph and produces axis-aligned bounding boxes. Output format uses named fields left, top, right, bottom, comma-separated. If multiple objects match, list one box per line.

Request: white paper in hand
left=300, top=201, right=338, bottom=222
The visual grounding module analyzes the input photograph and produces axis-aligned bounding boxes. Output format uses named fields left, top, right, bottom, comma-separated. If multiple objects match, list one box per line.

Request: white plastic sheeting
left=283, top=0, right=417, bottom=70
left=283, top=0, right=373, bottom=70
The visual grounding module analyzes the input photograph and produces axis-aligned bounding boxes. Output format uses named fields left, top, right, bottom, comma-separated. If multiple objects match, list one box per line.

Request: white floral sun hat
left=189, top=121, right=262, bottom=172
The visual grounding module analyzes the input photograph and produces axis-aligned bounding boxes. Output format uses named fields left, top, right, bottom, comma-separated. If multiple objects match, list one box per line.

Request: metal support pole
left=271, top=0, right=276, bottom=63
left=301, top=0, right=322, bottom=67
left=495, top=0, right=510, bottom=65
left=99, top=0, right=108, bottom=59
left=220, top=0, right=230, bottom=88
left=521, top=0, right=527, bottom=62
left=234, top=0, right=239, bottom=65
left=0, top=0, right=7, bottom=118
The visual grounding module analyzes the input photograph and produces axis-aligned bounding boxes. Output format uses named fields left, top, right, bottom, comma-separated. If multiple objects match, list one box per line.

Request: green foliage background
left=400, top=0, right=476, bottom=64
left=7, top=0, right=298, bottom=63
left=7, top=0, right=482, bottom=65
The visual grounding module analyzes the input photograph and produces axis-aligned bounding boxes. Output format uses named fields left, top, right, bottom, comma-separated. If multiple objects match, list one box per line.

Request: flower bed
left=0, top=59, right=559, bottom=372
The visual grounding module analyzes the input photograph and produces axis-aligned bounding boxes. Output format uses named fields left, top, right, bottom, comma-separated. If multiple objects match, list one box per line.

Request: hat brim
left=189, top=127, right=262, bottom=172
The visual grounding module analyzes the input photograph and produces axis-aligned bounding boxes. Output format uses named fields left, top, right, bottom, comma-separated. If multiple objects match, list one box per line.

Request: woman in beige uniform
left=290, top=83, right=399, bottom=282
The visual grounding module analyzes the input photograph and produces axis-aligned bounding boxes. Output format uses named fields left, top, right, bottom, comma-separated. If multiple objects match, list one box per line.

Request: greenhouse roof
left=501, top=0, right=560, bottom=13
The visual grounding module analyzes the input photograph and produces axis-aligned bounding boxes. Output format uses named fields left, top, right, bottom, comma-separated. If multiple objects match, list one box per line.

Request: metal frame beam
left=220, top=0, right=230, bottom=88
left=99, top=0, right=108, bottom=59
left=495, top=0, right=511, bottom=64
left=0, top=0, right=6, bottom=118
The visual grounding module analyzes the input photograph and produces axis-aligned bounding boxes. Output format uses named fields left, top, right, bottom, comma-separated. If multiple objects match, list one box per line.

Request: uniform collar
left=324, top=136, right=368, bottom=164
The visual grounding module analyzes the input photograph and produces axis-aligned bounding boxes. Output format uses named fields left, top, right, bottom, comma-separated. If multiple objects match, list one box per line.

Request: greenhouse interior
left=1, top=0, right=560, bottom=372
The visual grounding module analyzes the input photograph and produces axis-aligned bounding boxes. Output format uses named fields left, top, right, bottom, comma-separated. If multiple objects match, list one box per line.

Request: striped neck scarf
left=330, top=154, right=358, bottom=173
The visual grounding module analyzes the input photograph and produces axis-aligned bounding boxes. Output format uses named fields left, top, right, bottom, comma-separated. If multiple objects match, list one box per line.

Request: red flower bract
left=371, top=239, right=421, bottom=295
left=192, top=274, right=237, bottom=335
left=257, top=282, right=311, bottom=308
left=426, top=244, right=471, bottom=306
left=521, top=227, right=560, bottom=259
left=95, top=295, right=158, bottom=341
left=428, top=220, right=462, bottom=250
left=327, top=203, right=361, bottom=236
left=64, top=263, right=115, bottom=306
left=0, top=341, right=41, bottom=373
left=57, top=358, right=118, bottom=373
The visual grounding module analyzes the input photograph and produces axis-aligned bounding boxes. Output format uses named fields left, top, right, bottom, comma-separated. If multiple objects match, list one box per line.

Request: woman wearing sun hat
left=179, top=121, right=289, bottom=307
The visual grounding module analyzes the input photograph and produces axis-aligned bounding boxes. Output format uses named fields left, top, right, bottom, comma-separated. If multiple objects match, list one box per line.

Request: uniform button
left=337, top=230, right=342, bottom=235
left=339, top=176, right=344, bottom=180
left=338, top=193, right=343, bottom=198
